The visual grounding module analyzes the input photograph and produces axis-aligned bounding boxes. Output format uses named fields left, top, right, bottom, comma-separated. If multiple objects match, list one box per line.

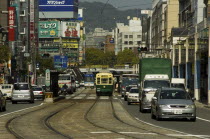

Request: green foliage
left=85, top=48, right=105, bottom=65
left=85, top=48, right=138, bottom=66
left=117, top=49, right=139, bottom=65
left=0, top=45, right=11, bottom=63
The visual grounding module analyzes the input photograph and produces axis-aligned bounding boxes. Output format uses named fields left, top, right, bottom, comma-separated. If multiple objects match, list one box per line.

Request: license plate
left=174, top=110, right=182, bottom=114
left=18, top=95, right=24, bottom=98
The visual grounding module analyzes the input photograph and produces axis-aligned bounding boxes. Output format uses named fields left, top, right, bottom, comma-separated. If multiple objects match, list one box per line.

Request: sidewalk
left=195, top=100, right=210, bottom=109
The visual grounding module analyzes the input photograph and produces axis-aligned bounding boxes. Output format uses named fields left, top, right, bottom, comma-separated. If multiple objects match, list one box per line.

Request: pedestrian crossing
left=65, top=93, right=118, bottom=100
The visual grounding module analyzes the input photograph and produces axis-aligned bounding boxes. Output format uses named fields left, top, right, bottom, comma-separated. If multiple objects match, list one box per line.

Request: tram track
left=85, top=96, right=185, bottom=139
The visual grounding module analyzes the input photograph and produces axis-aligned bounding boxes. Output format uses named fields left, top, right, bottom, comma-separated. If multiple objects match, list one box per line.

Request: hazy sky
left=79, top=0, right=152, bottom=10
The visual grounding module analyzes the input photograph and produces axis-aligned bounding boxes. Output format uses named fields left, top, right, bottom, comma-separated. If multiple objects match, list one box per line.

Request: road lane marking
left=197, top=117, right=210, bottom=123
left=167, top=134, right=210, bottom=138
left=0, top=103, right=44, bottom=118
left=119, top=132, right=157, bottom=135
left=135, top=117, right=206, bottom=139
left=90, top=131, right=112, bottom=134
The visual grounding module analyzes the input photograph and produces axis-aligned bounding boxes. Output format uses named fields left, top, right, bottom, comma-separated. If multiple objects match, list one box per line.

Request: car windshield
left=126, top=86, right=132, bottom=91
left=171, top=84, right=185, bottom=89
left=160, top=90, right=191, bottom=99
left=130, top=89, right=139, bottom=93
left=144, top=80, right=170, bottom=88
left=14, top=84, right=29, bottom=90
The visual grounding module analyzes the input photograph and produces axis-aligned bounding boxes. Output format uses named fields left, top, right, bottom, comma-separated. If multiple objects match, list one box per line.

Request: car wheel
left=2, top=105, right=6, bottom=111
left=151, top=109, right=155, bottom=119
left=190, top=117, right=196, bottom=122
left=12, top=101, right=17, bottom=104
left=140, top=103, right=144, bottom=113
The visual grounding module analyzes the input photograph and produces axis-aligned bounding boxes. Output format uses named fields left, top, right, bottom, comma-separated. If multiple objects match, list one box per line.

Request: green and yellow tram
left=95, top=72, right=114, bottom=96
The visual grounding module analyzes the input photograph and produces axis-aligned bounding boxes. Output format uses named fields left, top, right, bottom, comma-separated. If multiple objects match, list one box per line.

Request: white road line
left=0, top=103, right=44, bottom=118
left=135, top=117, right=206, bottom=139
left=90, top=131, right=112, bottom=134
left=167, top=134, right=210, bottom=138
left=197, top=117, right=210, bottom=123
left=119, top=132, right=157, bottom=135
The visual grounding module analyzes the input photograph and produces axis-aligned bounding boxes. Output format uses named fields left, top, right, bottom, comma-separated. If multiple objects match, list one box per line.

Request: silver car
left=12, top=82, right=34, bottom=104
left=151, top=87, right=196, bottom=121
left=127, top=87, right=139, bottom=105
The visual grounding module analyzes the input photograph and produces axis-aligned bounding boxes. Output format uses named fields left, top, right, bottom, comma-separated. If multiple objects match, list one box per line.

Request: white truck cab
left=139, top=74, right=170, bottom=112
left=171, top=78, right=186, bottom=90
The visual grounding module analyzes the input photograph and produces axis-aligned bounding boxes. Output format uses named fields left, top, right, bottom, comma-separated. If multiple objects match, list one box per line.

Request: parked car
left=0, top=84, right=13, bottom=99
left=127, top=87, right=139, bottom=105
left=151, top=87, right=196, bottom=121
left=32, top=86, right=45, bottom=100
left=0, top=90, right=7, bottom=111
left=11, top=82, right=34, bottom=104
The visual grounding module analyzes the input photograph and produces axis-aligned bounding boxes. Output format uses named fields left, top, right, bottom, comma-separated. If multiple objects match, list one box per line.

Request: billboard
left=61, top=21, right=80, bottom=38
left=8, top=7, right=15, bottom=41
left=54, top=55, right=68, bottom=68
left=38, top=21, right=60, bottom=38
left=39, top=0, right=78, bottom=18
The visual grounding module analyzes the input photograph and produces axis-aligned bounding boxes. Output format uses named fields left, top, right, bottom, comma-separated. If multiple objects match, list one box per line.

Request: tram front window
left=101, top=78, right=108, bottom=84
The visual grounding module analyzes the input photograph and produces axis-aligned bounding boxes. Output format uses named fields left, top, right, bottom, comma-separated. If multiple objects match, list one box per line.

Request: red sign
left=8, top=7, right=15, bottom=41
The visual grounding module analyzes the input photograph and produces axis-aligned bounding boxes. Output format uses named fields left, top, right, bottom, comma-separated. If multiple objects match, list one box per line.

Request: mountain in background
left=79, top=2, right=143, bottom=32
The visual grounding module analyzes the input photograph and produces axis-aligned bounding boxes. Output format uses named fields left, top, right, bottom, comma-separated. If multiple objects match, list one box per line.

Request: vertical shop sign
left=8, top=7, right=15, bottom=41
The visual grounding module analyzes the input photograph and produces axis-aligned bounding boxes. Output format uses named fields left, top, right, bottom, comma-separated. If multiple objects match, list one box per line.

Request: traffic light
left=42, top=53, right=50, bottom=58
left=138, top=47, right=148, bottom=52
left=36, top=62, right=40, bottom=70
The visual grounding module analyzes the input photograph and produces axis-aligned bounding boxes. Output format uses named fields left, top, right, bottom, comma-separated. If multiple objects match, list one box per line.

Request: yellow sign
left=53, top=39, right=78, bottom=43
left=62, top=43, right=78, bottom=48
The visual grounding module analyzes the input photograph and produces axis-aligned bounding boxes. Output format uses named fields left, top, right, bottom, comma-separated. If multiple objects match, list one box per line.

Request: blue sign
left=54, top=55, right=68, bottom=68
left=39, top=0, right=78, bottom=12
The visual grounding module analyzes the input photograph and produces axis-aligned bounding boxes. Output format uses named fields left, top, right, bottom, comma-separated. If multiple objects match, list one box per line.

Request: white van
left=0, top=84, right=13, bottom=99
left=171, top=78, right=185, bottom=89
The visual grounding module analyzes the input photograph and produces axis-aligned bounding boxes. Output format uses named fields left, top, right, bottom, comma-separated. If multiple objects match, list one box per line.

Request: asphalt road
left=0, top=99, right=43, bottom=116
left=118, top=96, right=210, bottom=138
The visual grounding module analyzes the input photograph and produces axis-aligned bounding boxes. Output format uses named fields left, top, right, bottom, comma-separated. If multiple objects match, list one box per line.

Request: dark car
left=151, top=87, right=196, bottom=121
left=0, top=90, right=6, bottom=111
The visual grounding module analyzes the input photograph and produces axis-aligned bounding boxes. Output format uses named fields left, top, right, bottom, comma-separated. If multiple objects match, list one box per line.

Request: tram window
left=109, top=78, right=112, bottom=84
left=97, top=78, right=100, bottom=84
left=102, top=78, right=108, bottom=84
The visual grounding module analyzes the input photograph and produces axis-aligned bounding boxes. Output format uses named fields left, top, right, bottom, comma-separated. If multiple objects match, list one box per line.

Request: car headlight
left=186, top=105, right=195, bottom=108
left=159, top=105, right=168, bottom=108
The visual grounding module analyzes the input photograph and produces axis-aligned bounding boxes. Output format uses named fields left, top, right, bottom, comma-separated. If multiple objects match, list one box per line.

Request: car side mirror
left=152, top=97, right=157, bottom=100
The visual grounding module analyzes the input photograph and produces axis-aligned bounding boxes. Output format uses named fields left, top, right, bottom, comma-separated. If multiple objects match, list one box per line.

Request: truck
left=139, top=58, right=172, bottom=112
left=171, top=78, right=187, bottom=91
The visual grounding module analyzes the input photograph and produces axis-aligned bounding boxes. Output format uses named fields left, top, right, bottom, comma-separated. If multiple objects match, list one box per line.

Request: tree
left=85, top=48, right=105, bottom=65
left=117, top=49, right=139, bottom=65
left=0, top=45, right=11, bottom=63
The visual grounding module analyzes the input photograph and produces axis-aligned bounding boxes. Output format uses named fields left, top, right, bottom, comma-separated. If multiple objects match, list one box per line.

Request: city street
left=0, top=89, right=209, bottom=138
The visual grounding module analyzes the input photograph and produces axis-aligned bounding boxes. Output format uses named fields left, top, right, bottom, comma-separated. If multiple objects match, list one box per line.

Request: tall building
left=113, top=17, right=142, bottom=55
left=0, top=0, right=8, bottom=46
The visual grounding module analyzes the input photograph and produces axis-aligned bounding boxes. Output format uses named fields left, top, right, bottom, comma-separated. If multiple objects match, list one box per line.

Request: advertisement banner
left=38, top=21, right=60, bottom=38
left=8, top=7, right=15, bottom=41
left=61, top=21, right=80, bottom=38
left=62, top=43, right=78, bottom=48
left=39, top=0, right=77, bottom=12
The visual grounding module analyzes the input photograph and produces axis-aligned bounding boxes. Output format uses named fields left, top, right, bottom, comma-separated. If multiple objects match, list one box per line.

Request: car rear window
left=32, top=88, right=42, bottom=91
left=14, top=84, right=29, bottom=90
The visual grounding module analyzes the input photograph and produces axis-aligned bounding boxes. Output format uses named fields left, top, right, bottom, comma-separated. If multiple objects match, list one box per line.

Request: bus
left=84, top=72, right=95, bottom=89
left=58, top=74, right=76, bottom=94
left=95, top=72, right=114, bottom=96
